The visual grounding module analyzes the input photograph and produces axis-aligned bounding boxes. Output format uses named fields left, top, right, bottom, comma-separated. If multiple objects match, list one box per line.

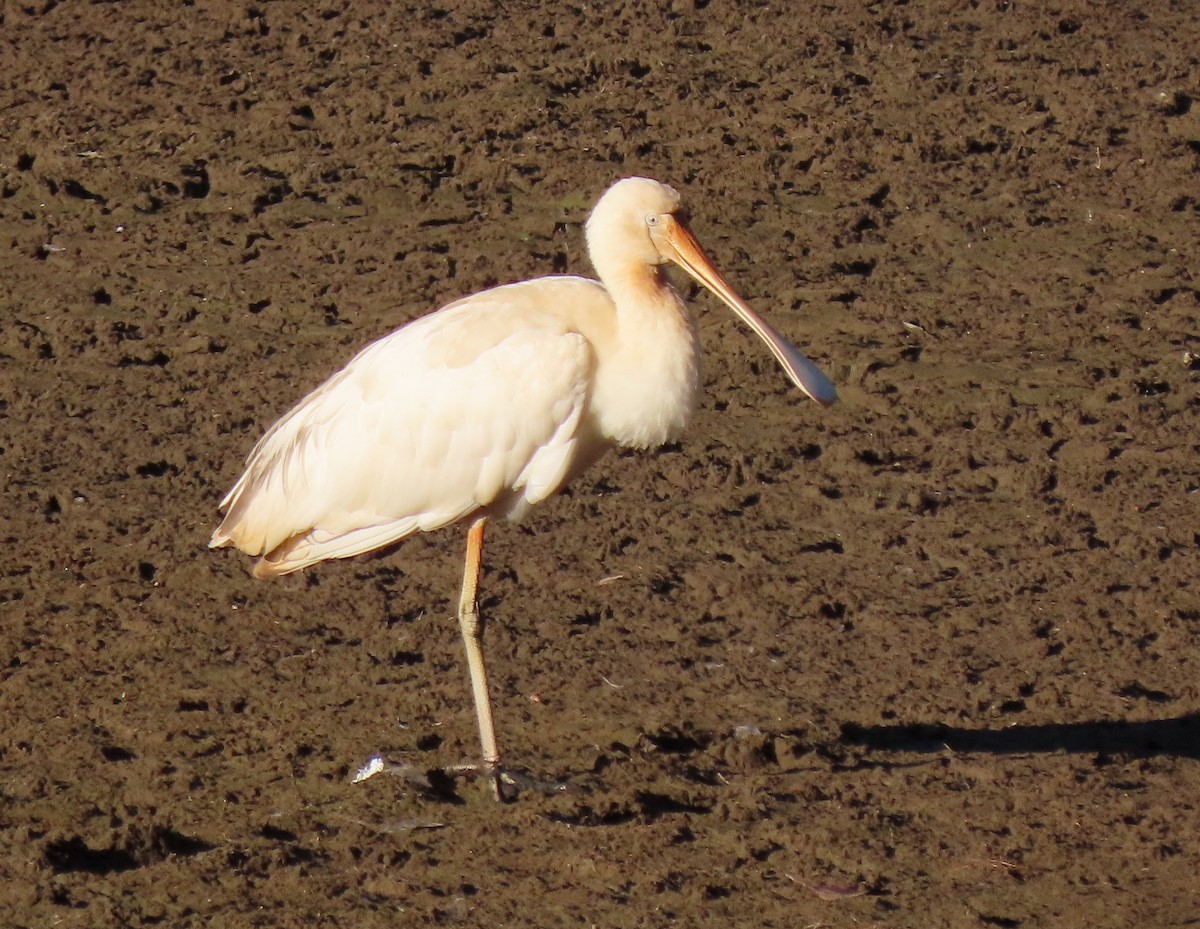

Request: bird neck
left=590, top=260, right=701, bottom=450
left=603, top=263, right=681, bottom=327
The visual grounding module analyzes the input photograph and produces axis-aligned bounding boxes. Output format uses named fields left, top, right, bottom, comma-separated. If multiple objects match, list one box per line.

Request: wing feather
left=211, top=284, right=597, bottom=576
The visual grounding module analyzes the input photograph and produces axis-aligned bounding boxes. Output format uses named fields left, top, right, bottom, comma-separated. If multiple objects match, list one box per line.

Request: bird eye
left=645, top=213, right=660, bottom=227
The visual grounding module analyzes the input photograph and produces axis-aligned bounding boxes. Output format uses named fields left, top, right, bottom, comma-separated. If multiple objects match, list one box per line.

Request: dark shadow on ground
left=840, top=714, right=1200, bottom=761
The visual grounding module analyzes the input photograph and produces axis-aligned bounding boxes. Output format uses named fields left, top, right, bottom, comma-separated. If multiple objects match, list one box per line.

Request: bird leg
left=456, top=516, right=504, bottom=800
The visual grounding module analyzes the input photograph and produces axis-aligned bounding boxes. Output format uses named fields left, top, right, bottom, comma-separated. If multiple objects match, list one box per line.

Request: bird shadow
left=839, top=712, right=1200, bottom=761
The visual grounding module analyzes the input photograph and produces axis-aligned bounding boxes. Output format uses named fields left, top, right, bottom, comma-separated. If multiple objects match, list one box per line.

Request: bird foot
left=445, top=761, right=570, bottom=802
left=352, top=754, right=568, bottom=802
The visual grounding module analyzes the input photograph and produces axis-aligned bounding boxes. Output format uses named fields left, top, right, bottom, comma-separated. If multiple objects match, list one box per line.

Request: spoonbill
left=210, top=176, right=836, bottom=799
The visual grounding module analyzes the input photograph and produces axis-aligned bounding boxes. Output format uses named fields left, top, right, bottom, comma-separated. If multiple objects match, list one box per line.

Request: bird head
left=585, top=176, right=838, bottom=407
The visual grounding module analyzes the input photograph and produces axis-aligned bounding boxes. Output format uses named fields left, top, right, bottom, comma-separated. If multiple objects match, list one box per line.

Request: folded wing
left=210, top=294, right=595, bottom=577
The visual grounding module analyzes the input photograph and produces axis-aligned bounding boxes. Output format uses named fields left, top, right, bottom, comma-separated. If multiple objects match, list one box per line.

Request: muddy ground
left=2, top=1, right=1199, bottom=926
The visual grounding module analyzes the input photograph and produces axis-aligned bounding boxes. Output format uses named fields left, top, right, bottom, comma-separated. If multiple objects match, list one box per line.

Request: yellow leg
left=457, top=516, right=502, bottom=800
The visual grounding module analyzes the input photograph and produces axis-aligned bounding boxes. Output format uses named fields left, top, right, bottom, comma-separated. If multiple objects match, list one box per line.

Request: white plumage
left=212, top=282, right=606, bottom=575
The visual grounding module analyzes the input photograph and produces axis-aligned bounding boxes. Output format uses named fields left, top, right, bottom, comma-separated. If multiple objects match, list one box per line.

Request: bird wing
left=210, top=287, right=597, bottom=577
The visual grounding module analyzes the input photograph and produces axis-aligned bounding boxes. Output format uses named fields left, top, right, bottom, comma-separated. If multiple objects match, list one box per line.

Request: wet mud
left=2, top=1, right=1198, bottom=926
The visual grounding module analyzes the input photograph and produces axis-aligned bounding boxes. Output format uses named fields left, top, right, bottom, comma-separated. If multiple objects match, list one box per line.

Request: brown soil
left=2, top=1, right=1199, bottom=926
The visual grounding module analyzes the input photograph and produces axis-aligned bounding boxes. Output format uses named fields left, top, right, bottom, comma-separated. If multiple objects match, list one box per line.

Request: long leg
left=457, top=516, right=502, bottom=799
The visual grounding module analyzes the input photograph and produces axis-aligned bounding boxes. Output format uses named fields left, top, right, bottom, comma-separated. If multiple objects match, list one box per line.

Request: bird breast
left=587, top=289, right=701, bottom=450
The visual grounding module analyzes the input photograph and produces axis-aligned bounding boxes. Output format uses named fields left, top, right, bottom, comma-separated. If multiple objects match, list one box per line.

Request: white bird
left=210, top=176, right=836, bottom=799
